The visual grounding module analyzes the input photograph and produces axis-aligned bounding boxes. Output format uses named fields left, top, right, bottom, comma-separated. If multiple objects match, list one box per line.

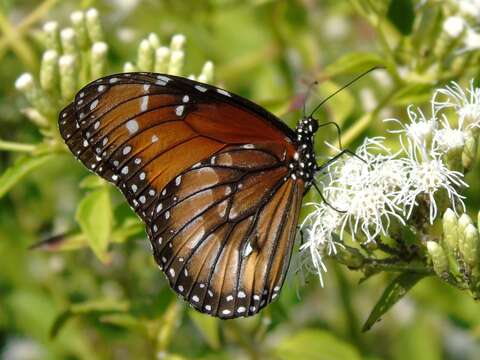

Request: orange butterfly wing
left=59, top=73, right=305, bottom=318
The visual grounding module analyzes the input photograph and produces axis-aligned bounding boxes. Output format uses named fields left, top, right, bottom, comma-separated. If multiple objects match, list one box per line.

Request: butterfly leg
left=316, top=121, right=343, bottom=150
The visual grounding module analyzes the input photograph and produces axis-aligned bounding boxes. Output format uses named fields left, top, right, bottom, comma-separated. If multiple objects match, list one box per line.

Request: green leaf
left=189, top=309, right=220, bottom=350
left=0, top=154, right=57, bottom=198
left=79, top=174, right=106, bottom=189
left=111, top=217, right=144, bottom=243
left=274, top=329, right=361, bottom=360
left=391, top=83, right=433, bottom=106
left=75, top=186, right=112, bottom=262
left=362, top=272, right=425, bottom=332
left=325, top=52, right=385, bottom=77
left=99, top=313, right=148, bottom=333
left=50, top=299, right=130, bottom=338
left=387, top=0, right=415, bottom=35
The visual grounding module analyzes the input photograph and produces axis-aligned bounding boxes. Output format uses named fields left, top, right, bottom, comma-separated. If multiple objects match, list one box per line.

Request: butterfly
left=58, top=72, right=328, bottom=319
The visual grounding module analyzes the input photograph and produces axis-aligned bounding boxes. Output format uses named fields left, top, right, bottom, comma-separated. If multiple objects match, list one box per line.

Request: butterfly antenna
left=302, top=80, right=319, bottom=118
left=309, top=66, right=385, bottom=119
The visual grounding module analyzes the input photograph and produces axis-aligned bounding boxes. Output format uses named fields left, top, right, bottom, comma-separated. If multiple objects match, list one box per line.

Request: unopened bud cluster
left=123, top=32, right=214, bottom=82
left=16, top=8, right=106, bottom=127
left=427, top=209, right=480, bottom=295
left=15, top=8, right=215, bottom=141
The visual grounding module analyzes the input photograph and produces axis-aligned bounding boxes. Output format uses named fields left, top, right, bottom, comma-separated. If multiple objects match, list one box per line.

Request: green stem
left=0, top=0, right=60, bottom=65
left=363, top=259, right=434, bottom=275
left=0, top=139, right=36, bottom=152
left=333, top=264, right=362, bottom=349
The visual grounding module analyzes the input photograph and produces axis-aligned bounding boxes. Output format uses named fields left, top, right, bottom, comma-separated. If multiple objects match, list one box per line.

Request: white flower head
left=433, top=80, right=480, bottom=131
left=300, top=202, right=343, bottom=286
left=302, top=138, right=408, bottom=283
left=443, top=16, right=465, bottom=38
left=458, top=0, right=480, bottom=18
left=385, top=106, right=437, bottom=152
left=463, top=28, right=480, bottom=52
left=400, top=148, right=467, bottom=223
left=432, top=115, right=466, bottom=154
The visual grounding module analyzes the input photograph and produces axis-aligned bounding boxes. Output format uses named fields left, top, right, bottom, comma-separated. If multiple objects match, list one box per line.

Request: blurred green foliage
left=1, top=0, right=480, bottom=359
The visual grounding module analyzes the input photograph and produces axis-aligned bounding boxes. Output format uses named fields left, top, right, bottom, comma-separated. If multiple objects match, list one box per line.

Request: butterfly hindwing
left=147, top=144, right=304, bottom=318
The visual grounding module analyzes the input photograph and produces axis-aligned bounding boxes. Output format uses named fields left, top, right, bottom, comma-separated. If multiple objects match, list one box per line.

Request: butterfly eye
left=59, top=72, right=314, bottom=318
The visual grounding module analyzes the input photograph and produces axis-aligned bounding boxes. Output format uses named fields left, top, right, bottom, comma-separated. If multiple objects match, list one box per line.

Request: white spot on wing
left=140, top=96, right=149, bottom=111
left=175, top=176, right=182, bottom=186
left=243, top=242, right=253, bottom=257
left=157, top=75, right=171, bottom=82
left=175, top=105, right=185, bottom=116
left=195, top=85, right=207, bottom=92
left=156, top=203, right=163, bottom=213
left=122, top=146, right=131, bottom=155
left=126, top=119, right=139, bottom=134
left=90, top=99, right=99, bottom=110
left=151, top=134, right=158, bottom=143
left=217, top=89, right=231, bottom=97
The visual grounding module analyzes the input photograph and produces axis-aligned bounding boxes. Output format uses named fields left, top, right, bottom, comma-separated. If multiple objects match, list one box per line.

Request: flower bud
left=40, top=50, right=59, bottom=92
left=90, top=42, right=108, bottom=79
left=148, top=33, right=161, bottom=49
left=70, top=11, right=89, bottom=49
left=86, top=8, right=104, bottom=42
left=59, top=54, right=78, bottom=101
left=427, top=241, right=449, bottom=277
left=123, top=62, right=137, bottom=72
left=43, top=21, right=61, bottom=52
left=60, top=27, right=79, bottom=55
left=460, top=224, right=480, bottom=270
left=462, top=132, right=478, bottom=172
left=137, top=39, right=154, bottom=72
left=443, top=208, right=459, bottom=254
left=154, top=47, right=170, bottom=73
left=434, top=128, right=465, bottom=170
left=197, top=61, right=214, bottom=83
left=170, top=34, right=186, bottom=52
left=168, top=50, right=184, bottom=75
left=15, top=73, right=53, bottom=116
left=458, top=214, right=474, bottom=264
left=21, top=108, right=49, bottom=127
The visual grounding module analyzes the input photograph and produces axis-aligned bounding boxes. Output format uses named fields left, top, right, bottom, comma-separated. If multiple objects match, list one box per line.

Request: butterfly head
left=290, top=116, right=319, bottom=183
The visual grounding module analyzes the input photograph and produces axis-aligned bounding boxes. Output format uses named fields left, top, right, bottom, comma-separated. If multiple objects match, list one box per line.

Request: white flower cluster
left=302, top=81, right=478, bottom=284
left=443, top=1, right=480, bottom=52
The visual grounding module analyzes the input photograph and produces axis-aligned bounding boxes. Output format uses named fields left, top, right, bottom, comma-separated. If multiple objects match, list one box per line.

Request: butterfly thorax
left=290, top=117, right=318, bottom=183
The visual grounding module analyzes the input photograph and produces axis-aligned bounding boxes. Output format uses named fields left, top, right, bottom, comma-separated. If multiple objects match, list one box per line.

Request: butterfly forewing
left=59, top=72, right=306, bottom=318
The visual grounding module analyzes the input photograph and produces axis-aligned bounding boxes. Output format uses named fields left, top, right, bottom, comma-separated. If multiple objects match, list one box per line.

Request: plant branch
left=0, top=139, right=36, bottom=153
